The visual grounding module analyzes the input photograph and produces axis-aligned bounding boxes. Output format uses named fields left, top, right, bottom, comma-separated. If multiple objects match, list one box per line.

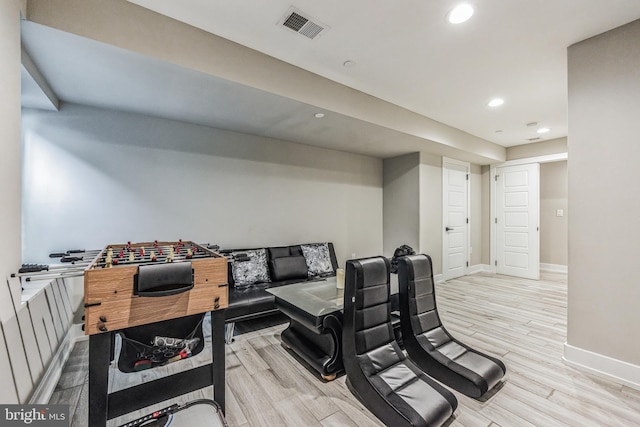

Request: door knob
left=445, top=227, right=453, bottom=232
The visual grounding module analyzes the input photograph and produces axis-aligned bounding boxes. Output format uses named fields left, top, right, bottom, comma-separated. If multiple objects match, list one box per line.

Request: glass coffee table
left=267, top=275, right=398, bottom=381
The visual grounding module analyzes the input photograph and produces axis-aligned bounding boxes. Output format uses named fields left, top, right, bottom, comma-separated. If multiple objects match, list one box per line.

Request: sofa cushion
left=301, top=242, right=334, bottom=277
left=290, top=245, right=304, bottom=256
left=271, top=255, right=309, bottom=281
left=268, top=246, right=290, bottom=259
left=231, top=249, right=271, bottom=288
left=224, top=242, right=339, bottom=324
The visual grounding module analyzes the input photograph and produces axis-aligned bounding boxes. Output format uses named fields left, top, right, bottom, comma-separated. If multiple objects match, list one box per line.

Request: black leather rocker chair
left=398, top=254, right=506, bottom=399
left=343, top=257, right=457, bottom=427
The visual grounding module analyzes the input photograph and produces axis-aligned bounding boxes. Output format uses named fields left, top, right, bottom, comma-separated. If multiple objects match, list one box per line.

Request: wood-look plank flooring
left=50, top=272, right=640, bottom=426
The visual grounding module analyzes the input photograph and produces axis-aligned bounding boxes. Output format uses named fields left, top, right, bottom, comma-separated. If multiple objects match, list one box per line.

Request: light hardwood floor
left=50, top=272, right=640, bottom=426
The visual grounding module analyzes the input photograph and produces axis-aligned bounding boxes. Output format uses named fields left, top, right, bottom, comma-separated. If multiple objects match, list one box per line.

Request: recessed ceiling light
left=343, top=60, right=356, bottom=68
left=447, top=4, right=474, bottom=24
left=537, top=127, right=551, bottom=134
left=314, top=112, right=325, bottom=119
left=488, top=98, right=504, bottom=107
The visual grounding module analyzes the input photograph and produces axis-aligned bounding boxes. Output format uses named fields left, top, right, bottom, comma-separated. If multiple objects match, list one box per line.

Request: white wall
left=22, top=104, right=383, bottom=266
left=0, top=0, right=26, bottom=405
left=0, top=0, right=24, bottom=286
left=506, top=137, right=568, bottom=161
left=567, top=18, right=640, bottom=368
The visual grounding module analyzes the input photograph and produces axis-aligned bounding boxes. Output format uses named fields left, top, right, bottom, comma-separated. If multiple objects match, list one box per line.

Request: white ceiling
left=124, top=0, right=640, bottom=147
left=21, top=21, right=497, bottom=162
left=21, top=1, right=640, bottom=162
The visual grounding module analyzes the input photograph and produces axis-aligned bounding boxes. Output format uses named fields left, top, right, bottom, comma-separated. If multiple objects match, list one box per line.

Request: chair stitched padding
left=398, top=254, right=506, bottom=399
left=343, top=256, right=457, bottom=427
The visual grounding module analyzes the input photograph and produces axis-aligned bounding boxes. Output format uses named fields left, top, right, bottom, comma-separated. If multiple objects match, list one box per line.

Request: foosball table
left=84, top=240, right=227, bottom=334
left=85, top=240, right=228, bottom=427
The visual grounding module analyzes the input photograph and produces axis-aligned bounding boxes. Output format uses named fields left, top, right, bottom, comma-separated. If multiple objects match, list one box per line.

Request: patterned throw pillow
left=301, top=243, right=333, bottom=277
left=231, top=249, right=271, bottom=288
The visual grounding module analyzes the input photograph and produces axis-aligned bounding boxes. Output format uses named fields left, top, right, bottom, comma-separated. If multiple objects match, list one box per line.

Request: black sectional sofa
left=220, top=242, right=339, bottom=342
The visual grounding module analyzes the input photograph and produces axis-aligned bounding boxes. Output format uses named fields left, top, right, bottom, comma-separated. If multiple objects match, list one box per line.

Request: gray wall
left=22, top=104, right=383, bottom=265
left=419, top=153, right=443, bottom=274
left=383, top=152, right=483, bottom=275
left=0, top=0, right=24, bottom=289
left=383, top=153, right=420, bottom=257
left=567, top=19, right=640, bottom=365
left=540, top=161, right=568, bottom=266
left=481, top=166, right=491, bottom=265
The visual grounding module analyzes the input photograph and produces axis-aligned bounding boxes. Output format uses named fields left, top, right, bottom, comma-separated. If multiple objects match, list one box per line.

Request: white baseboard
left=439, top=264, right=493, bottom=282
left=29, top=323, right=83, bottom=404
left=467, top=264, right=494, bottom=275
left=541, top=263, right=568, bottom=273
left=563, top=342, right=640, bottom=391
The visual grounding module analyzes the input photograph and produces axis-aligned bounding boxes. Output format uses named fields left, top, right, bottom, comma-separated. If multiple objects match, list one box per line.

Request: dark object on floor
left=118, top=399, right=227, bottom=427
left=398, top=254, right=506, bottom=399
left=342, top=256, right=457, bottom=427
left=389, top=244, right=416, bottom=274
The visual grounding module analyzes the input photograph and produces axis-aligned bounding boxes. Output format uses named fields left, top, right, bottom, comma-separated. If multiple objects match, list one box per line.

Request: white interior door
left=443, top=159, right=469, bottom=280
left=496, top=163, right=540, bottom=280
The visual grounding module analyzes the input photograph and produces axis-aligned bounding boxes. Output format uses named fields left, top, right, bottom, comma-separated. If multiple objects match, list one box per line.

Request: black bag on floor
left=389, top=244, right=416, bottom=273
left=119, top=399, right=227, bottom=427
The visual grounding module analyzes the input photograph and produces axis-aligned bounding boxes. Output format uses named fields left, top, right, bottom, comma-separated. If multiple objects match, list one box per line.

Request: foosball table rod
left=48, top=249, right=101, bottom=258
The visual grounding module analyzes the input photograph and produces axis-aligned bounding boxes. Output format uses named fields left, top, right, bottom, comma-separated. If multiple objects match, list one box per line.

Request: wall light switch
left=556, top=209, right=564, bottom=217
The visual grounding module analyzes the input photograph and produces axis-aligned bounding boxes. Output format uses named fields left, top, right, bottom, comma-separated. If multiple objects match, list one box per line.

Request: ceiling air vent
left=527, top=137, right=542, bottom=142
left=279, top=7, right=328, bottom=39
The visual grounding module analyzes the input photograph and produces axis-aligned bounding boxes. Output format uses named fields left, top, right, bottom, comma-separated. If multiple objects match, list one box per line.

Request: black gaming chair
left=398, top=254, right=506, bottom=399
left=342, top=257, right=457, bottom=427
